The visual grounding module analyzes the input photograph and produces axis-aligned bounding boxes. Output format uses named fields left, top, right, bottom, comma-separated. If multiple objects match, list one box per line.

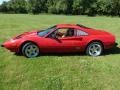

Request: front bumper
left=1, top=44, right=4, bottom=47
left=1, top=44, right=19, bottom=52
left=1, top=40, right=20, bottom=52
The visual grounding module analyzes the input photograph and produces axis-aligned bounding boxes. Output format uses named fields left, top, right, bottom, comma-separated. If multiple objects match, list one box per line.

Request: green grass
left=0, top=14, right=120, bottom=90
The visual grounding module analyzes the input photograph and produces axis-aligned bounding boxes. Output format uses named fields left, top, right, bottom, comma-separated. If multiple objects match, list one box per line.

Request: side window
left=76, top=30, right=88, bottom=36
left=56, top=28, right=75, bottom=38
left=48, top=28, right=75, bottom=38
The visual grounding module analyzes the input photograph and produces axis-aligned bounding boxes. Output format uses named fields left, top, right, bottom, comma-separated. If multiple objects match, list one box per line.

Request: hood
left=14, top=30, right=37, bottom=39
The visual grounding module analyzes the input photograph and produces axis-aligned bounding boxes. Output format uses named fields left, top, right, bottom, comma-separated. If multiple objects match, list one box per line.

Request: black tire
left=22, top=42, right=40, bottom=58
left=86, top=42, right=103, bottom=56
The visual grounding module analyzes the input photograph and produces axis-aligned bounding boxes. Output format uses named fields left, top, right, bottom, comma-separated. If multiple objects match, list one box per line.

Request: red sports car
left=1, top=24, right=116, bottom=58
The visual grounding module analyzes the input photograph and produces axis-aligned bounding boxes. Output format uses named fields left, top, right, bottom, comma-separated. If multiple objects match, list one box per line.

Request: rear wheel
left=86, top=42, right=103, bottom=56
left=22, top=42, right=39, bottom=58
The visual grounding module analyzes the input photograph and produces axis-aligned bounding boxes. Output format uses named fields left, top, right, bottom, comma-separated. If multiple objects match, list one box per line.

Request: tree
left=0, top=0, right=120, bottom=16
left=72, top=0, right=83, bottom=15
left=46, top=0, right=57, bottom=14
left=55, top=0, right=68, bottom=14
left=0, top=1, right=8, bottom=12
left=27, top=0, right=48, bottom=14
left=4, top=0, right=28, bottom=13
left=111, top=0, right=120, bottom=16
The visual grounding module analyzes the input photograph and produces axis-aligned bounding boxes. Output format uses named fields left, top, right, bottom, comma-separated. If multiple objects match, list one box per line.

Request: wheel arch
left=86, top=40, right=104, bottom=50
left=19, top=40, right=39, bottom=53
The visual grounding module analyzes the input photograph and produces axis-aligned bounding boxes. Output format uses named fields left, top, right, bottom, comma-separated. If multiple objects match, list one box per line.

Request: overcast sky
left=0, top=0, right=9, bottom=4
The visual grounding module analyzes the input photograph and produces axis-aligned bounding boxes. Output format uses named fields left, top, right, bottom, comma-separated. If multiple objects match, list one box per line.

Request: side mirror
left=54, top=36, right=59, bottom=40
left=51, top=33, right=59, bottom=40
left=53, top=36, right=62, bottom=43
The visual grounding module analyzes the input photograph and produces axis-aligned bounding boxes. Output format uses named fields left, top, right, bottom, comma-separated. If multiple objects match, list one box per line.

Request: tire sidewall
left=22, top=42, right=39, bottom=58
left=86, top=42, right=103, bottom=56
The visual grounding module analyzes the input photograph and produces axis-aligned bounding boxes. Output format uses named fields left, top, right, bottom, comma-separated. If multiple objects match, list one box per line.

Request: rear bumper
left=115, top=43, right=118, bottom=47
left=104, top=42, right=118, bottom=50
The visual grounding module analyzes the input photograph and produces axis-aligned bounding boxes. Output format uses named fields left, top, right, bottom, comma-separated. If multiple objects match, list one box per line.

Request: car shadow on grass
left=15, top=52, right=86, bottom=57
left=103, top=46, right=120, bottom=56
left=40, top=53, right=86, bottom=57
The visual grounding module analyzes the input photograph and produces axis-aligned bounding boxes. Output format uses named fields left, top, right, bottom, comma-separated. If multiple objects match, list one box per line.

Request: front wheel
left=22, top=42, right=40, bottom=58
left=86, top=42, right=103, bottom=56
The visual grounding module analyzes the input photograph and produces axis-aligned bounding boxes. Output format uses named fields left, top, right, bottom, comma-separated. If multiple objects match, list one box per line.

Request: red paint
left=2, top=24, right=116, bottom=54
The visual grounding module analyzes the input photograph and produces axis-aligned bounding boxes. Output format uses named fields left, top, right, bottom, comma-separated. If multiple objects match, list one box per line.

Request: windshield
left=38, top=26, right=56, bottom=37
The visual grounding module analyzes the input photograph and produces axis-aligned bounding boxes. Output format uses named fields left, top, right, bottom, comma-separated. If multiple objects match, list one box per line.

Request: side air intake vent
left=76, top=24, right=91, bottom=29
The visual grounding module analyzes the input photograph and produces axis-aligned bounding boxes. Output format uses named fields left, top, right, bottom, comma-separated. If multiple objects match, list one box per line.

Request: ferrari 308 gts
left=1, top=24, right=116, bottom=58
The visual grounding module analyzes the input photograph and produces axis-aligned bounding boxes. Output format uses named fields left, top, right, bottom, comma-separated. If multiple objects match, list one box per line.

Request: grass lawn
left=0, top=14, right=120, bottom=90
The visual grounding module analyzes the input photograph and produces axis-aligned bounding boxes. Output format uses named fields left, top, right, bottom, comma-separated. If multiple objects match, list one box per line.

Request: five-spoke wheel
left=22, top=42, right=40, bottom=58
left=86, top=42, right=103, bottom=56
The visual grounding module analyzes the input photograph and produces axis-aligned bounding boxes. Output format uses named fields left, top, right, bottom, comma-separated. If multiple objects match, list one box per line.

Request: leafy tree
left=111, top=0, right=120, bottom=16
left=46, top=0, right=57, bottom=14
left=0, top=1, right=8, bottom=12
left=72, top=0, right=83, bottom=15
left=0, top=0, right=120, bottom=16
left=27, top=0, right=48, bottom=14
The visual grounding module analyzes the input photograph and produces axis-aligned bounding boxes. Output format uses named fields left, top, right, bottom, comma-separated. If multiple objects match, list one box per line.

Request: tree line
left=0, top=0, right=120, bottom=16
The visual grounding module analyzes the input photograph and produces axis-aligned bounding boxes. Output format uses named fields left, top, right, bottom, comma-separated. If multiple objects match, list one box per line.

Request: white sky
left=0, top=0, right=10, bottom=4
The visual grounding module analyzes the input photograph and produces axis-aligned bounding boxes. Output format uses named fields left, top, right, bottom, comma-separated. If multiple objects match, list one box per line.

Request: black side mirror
left=54, top=36, right=59, bottom=40
left=53, top=36, right=61, bottom=43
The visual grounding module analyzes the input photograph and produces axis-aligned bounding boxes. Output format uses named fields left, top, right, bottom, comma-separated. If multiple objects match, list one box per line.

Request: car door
left=57, top=28, right=89, bottom=53
left=58, top=36, right=83, bottom=52
left=40, top=28, right=89, bottom=53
